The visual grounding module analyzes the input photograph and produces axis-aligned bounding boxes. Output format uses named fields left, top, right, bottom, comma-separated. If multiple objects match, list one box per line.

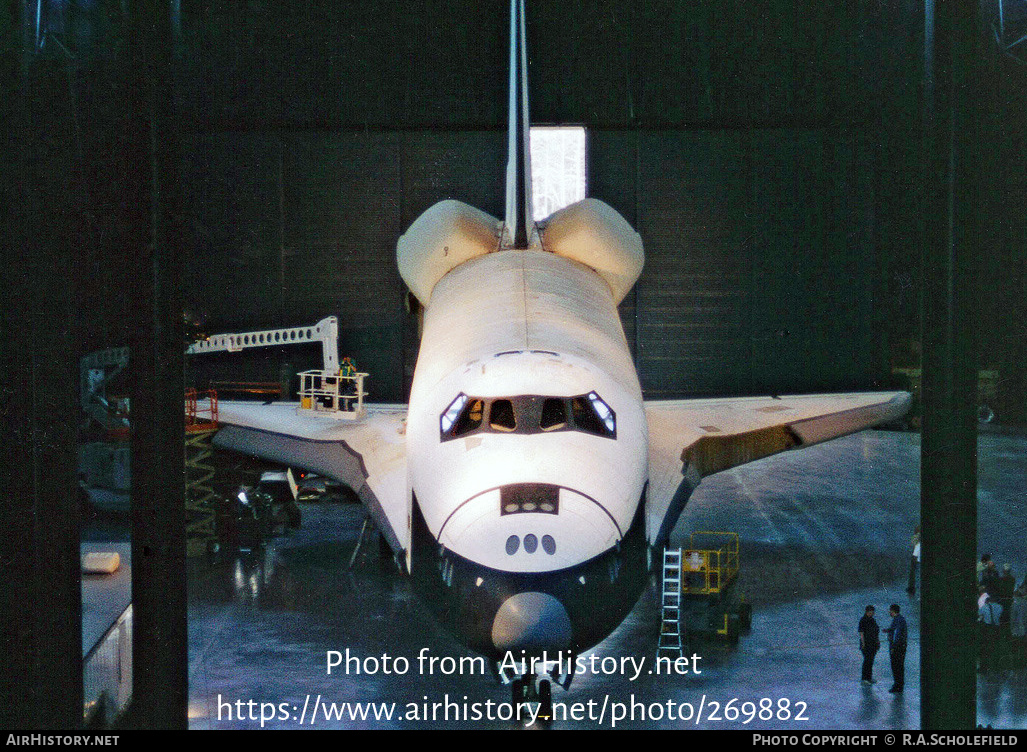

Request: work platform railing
left=298, top=370, right=368, bottom=419
left=678, top=531, right=740, bottom=595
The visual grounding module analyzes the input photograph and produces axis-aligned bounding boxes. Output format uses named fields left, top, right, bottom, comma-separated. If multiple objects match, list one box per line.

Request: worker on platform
left=340, top=357, right=358, bottom=410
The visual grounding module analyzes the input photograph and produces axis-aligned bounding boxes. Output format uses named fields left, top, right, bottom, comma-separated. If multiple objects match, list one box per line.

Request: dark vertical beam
left=920, top=0, right=981, bottom=730
left=126, top=0, right=187, bottom=729
left=18, top=0, right=34, bottom=73
left=277, top=135, right=286, bottom=330
left=1, top=18, right=83, bottom=730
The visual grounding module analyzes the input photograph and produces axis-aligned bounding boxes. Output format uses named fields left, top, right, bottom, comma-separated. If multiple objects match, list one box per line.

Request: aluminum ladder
left=657, top=547, right=684, bottom=657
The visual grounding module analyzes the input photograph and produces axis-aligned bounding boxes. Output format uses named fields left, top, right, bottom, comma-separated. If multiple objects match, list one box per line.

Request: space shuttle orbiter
left=211, top=0, right=909, bottom=690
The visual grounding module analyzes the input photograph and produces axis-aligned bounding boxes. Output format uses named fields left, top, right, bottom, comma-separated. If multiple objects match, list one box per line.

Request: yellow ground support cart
left=659, top=532, right=750, bottom=655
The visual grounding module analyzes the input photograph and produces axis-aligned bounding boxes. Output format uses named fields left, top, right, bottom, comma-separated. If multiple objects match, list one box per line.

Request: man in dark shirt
left=979, top=594, right=1004, bottom=673
left=981, top=559, right=1000, bottom=596
left=858, top=605, right=880, bottom=684
left=882, top=604, right=908, bottom=693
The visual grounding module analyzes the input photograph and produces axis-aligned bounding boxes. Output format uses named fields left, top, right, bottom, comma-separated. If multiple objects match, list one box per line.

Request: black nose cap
left=491, top=591, right=572, bottom=652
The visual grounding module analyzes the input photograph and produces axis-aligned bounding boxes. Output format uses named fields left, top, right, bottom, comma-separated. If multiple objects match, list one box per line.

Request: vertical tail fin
left=502, top=0, right=536, bottom=250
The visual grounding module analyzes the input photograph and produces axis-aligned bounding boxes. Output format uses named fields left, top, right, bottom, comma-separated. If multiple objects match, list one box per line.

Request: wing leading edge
left=645, top=391, right=911, bottom=548
left=211, top=391, right=909, bottom=561
left=212, top=401, right=409, bottom=555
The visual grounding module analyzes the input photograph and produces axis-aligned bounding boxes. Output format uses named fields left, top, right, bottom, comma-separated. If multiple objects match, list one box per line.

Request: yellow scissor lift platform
left=660, top=532, right=751, bottom=651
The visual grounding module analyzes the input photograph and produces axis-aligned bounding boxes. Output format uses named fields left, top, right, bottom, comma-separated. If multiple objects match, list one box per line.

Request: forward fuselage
left=405, top=249, right=650, bottom=658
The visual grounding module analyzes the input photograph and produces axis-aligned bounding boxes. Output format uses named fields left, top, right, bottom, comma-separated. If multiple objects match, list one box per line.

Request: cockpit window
left=456, top=398, right=484, bottom=435
left=440, top=394, right=467, bottom=434
left=587, top=392, right=616, bottom=434
left=489, top=399, right=516, bottom=431
left=440, top=394, right=483, bottom=438
left=571, top=396, right=600, bottom=435
left=439, top=392, right=616, bottom=441
left=539, top=398, right=568, bottom=431
left=570, top=392, right=616, bottom=438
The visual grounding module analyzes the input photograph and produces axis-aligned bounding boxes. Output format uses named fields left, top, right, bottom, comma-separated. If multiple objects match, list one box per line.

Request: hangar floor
left=185, top=429, right=1027, bottom=730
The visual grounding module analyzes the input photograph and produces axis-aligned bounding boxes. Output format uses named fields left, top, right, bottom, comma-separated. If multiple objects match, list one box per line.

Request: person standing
left=858, top=605, right=880, bottom=685
left=882, top=604, right=908, bottom=693
left=981, top=558, right=1000, bottom=596
left=979, top=594, right=1004, bottom=673
left=907, top=526, right=921, bottom=594
left=978, top=553, right=992, bottom=579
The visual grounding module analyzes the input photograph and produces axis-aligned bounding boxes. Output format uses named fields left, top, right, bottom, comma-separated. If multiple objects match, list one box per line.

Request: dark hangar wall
left=594, top=129, right=880, bottom=399
left=179, top=130, right=507, bottom=402
left=13, top=0, right=1026, bottom=414
left=172, top=0, right=909, bottom=403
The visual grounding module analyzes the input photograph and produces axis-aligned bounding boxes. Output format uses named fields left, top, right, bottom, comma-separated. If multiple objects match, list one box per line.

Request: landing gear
left=511, top=675, right=553, bottom=729
left=497, top=654, right=573, bottom=729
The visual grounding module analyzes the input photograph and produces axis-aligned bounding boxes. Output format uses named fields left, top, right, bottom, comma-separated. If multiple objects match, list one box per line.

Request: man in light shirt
left=906, top=526, right=921, bottom=594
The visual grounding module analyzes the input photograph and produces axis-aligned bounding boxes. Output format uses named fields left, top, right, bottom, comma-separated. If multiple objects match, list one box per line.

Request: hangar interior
left=3, top=0, right=1027, bottom=731
left=13, top=0, right=1027, bottom=404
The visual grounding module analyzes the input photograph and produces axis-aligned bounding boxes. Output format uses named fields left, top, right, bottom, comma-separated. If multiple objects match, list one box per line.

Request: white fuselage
left=404, top=248, right=650, bottom=655
left=407, top=250, right=648, bottom=569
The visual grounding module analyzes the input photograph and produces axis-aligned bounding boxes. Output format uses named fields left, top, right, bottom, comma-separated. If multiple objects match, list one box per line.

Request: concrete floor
left=185, top=429, right=1027, bottom=729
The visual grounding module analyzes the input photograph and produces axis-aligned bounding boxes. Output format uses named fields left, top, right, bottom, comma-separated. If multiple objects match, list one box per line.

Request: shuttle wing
left=212, top=401, right=410, bottom=554
left=644, top=391, right=911, bottom=547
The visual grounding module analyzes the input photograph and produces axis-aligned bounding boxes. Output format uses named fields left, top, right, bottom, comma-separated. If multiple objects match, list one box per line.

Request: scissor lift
left=659, top=532, right=751, bottom=648
left=185, top=389, right=219, bottom=556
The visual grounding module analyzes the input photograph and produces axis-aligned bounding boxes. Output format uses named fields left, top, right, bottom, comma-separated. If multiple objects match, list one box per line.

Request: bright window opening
left=588, top=391, right=616, bottom=433
left=530, top=126, right=586, bottom=221
left=570, top=393, right=616, bottom=438
left=440, top=394, right=483, bottom=438
left=440, top=394, right=467, bottom=434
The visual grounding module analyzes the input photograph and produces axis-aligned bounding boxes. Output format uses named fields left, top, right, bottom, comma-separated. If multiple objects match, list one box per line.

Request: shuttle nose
left=491, top=591, right=572, bottom=652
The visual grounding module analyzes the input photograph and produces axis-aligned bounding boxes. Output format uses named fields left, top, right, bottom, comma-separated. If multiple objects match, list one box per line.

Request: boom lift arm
left=186, top=316, right=340, bottom=372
